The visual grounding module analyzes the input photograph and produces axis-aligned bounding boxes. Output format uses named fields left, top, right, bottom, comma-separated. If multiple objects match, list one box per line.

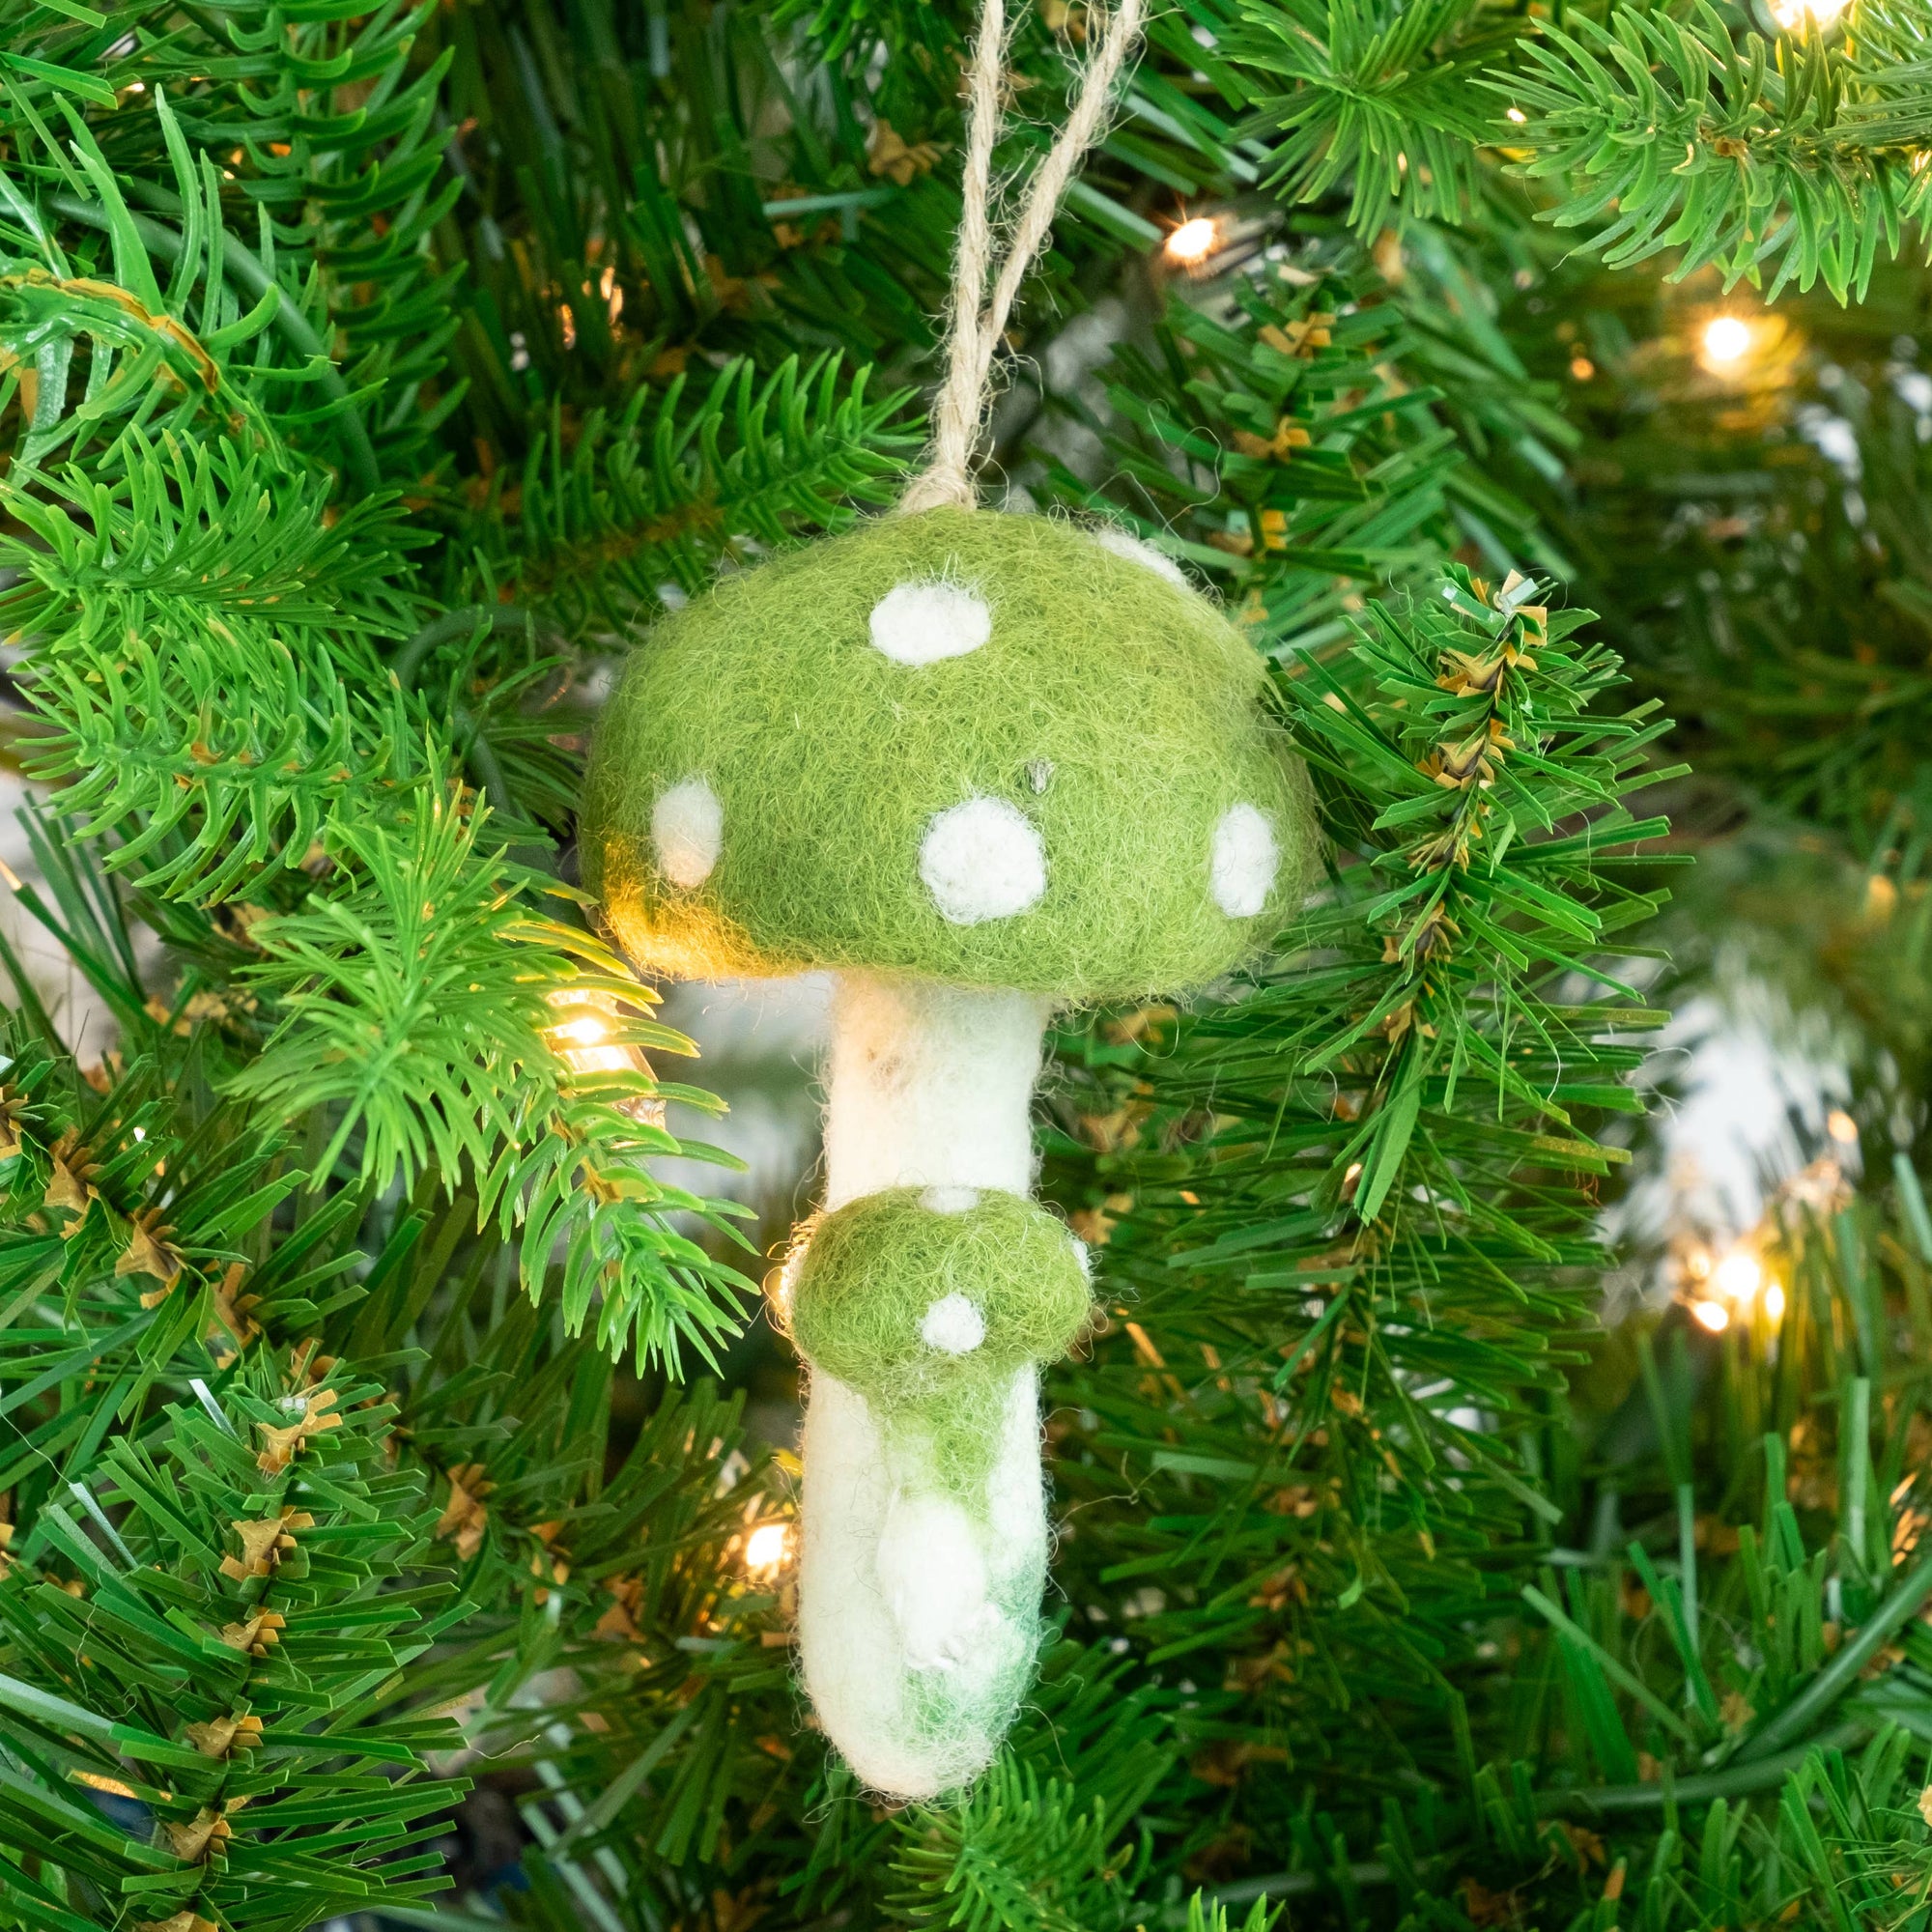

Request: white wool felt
left=1092, top=524, right=1191, bottom=593
left=986, top=1363, right=1048, bottom=1563
left=922, top=1184, right=981, bottom=1213
left=798, top=1365, right=1046, bottom=1798
left=920, top=796, right=1048, bottom=924
left=870, top=580, right=994, bottom=664
left=803, top=971, right=1060, bottom=1796
left=920, top=1292, right=987, bottom=1354
left=876, top=1489, right=997, bottom=1668
left=651, top=775, right=724, bottom=888
left=1210, top=802, right=1281, bottom=918
left=821, top=972, right=1050, bottom=1210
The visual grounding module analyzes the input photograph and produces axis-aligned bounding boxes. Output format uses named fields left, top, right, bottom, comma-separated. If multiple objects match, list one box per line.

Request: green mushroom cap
left=787, top=1185, right=1094, bottom=1403
left=784, top=1185, right=1094, bottom=1493
left=581, top=507, right=1317, bottom=1003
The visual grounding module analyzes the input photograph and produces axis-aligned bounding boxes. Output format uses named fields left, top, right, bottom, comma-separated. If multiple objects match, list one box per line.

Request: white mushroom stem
left=798, top=1363, right=1046, bottom=1799
left=820, top=972, right=1050, bottom=1209
left=797, top=972, right=1053, bottom=1799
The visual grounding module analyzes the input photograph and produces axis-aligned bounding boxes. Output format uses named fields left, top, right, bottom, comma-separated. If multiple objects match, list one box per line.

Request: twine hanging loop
left=899, top=0, right=1148, bottom=515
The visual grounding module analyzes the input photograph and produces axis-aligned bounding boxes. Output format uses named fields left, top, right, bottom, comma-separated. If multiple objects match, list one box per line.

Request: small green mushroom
left=582, top=506, right=1319, bottom=1798
left=784, top=1186, right=1094, bottom=1495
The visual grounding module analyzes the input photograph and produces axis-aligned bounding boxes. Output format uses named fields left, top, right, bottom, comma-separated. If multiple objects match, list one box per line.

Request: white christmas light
left=1700, top=316, right=1754, bottom=370
left=545, top=988, right=666, bottom=1125
left=1690, top=1298, right=1731, bottom=1334
left=1715, top=1250, right=1763, bottom=1307
left=1164, top=216, right=1218, bottom=267
left=1770, top=0, right=1848, bottom=29
left=546, top=988, right=635, bottom=1077
left=745, top=1521, right=792, bottom=1577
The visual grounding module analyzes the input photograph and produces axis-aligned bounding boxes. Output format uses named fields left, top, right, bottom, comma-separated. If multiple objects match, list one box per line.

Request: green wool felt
left=904, top=1559, right=1041, bottom=1768
left=582, top=507, right=1318, bottom=1003
left=785, top=1187, right=1093, bottom=1496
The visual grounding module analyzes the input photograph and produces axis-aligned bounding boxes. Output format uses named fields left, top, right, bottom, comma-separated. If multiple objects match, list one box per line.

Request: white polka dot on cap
left=921, top=797, right=1047, bottom=924
left=1093, top=525, right=1191, bottom=592
left=652, top=776, right=724, bottom=888
left=1210, top=803, right=1279, bottom=918
left=869, top=581, right=993, bottom=665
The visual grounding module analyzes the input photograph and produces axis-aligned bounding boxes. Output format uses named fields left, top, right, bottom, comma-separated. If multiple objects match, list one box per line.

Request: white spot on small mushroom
left=869, top=581, right=993, bottom=665
left=1093, top=525, right=1191, bottom=593
left=921, top=1293, right=986, bottom=1354
left=652, top=776, right=724, bottom=888
left=921, top=1185, right=980, bottom=1214
left=1210, top=803, right=1280, bottom=918
left=920, top=798, right=1047, bottom=924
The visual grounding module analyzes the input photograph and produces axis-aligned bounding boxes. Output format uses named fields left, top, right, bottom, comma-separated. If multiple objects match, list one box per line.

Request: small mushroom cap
left=582, top=507, right=1317, bottom=1002
left=782, top=1186, right=1094, bottom=1497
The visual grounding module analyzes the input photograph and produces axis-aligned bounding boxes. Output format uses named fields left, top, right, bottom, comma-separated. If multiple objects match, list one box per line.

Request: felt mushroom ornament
left=580, top=0, right=1320, bottom=1801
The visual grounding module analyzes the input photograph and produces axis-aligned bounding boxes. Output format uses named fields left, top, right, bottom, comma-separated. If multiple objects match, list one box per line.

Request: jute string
left=898, top=0, right=1148, bottom=516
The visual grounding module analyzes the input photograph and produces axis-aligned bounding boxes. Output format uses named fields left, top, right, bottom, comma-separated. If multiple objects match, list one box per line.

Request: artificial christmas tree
left=7, top=0, right=1932, bottom=1925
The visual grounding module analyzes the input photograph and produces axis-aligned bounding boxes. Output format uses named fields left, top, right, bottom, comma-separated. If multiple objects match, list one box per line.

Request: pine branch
left=1036, top=566, right=1675, bottom=1830
left=458, top=355, right=918, bottom=644
left=1555, top=342, right=1932, bottom=860
left=1499, top=0, right=1932, bottom=301
left=1226, top=0, right=1516, bottom=235
left=156, top=0, right=465, bottom=486
left=885, top=1762, right=1131, bottom=1932
left=5, top=436, right=423, bottom=903
left=228, top=795, right=753, bottom=1372
left=0, top=1032, right=327, bottom=1500
left=0, top=1348, right=469, bottom=1931
left=1033, top=239, right=1567, bottom=650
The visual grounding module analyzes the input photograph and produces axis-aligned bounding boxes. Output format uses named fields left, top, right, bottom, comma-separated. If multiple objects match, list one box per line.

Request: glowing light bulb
left=1715, top=1250, right=1763, bottom=1307
left=1700, top=316, right=1754, bottom=370
left=545, top=986, right=661, bottom=1106
left=1164, top=216, right=1219, bottom=267
left=1827, top=1109, right=1858, bottom=1144
left=1770, top=0, right=1848, bottom=29
left=550, top=1005, right=631, bottom=1076
left=1690, top=1298, right=1731, bottom=1334
left=1765, top=1281, right=1787, bottom=1322
left=1505, top=107, right=1527, bottom=125
left=744, top=1522, right=791, bottom=1577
